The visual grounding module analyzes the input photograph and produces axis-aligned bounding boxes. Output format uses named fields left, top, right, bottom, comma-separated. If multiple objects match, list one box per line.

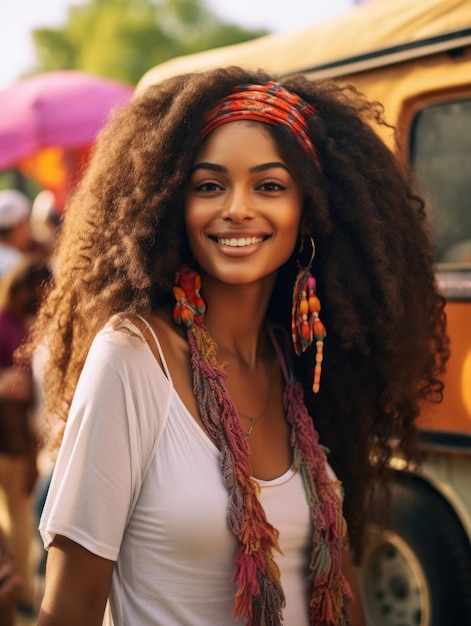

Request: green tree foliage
left=32, top=0, right=269, bottom=85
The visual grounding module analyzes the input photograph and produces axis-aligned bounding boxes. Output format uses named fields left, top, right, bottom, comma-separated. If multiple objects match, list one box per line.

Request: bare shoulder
left=142, top=311, right=197, bottom=416
left=132, top=309, right=189, bottom=370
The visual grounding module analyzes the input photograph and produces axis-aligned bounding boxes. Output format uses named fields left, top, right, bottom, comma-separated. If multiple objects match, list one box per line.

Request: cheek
left=276, top=209, right=303, bottom=260
left=279, top=203, right=303, bottom=236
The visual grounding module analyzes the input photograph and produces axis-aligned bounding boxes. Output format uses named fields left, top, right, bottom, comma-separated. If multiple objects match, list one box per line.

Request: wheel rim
left=357, top=525, right=431, bottom=626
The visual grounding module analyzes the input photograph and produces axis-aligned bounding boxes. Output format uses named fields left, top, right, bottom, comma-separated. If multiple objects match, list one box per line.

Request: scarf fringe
left=189, top=326, right=285, bottom=626
left=188, top=325, right=352, bottom=626
left=284, top=380, right=352, bottom=625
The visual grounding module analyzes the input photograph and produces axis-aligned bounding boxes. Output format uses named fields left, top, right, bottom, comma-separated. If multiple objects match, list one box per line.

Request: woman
left=28, top=68, right=448, bottom=625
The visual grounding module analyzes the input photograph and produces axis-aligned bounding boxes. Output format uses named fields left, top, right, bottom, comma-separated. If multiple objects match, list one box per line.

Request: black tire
left=358, top=472, right=471, bottom=626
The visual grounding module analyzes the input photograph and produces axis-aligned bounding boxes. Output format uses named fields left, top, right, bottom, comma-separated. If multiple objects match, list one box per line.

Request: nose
left=221, top=187, right=254, bottom=222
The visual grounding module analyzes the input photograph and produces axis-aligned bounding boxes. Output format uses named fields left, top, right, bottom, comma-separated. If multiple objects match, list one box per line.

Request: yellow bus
left=138, top=1, right=471, bottom=624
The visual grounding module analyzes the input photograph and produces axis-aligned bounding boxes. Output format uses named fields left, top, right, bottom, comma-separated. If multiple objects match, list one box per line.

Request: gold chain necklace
left=237, top=360, right=274, bottom=439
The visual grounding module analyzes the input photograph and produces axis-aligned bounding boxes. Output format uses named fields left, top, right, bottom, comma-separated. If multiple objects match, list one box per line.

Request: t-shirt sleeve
left=39, top=324, right=172, bottom=561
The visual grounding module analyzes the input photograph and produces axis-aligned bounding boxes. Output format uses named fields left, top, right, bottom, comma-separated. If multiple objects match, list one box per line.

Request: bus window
left=410, top=98, right=471, bottom=269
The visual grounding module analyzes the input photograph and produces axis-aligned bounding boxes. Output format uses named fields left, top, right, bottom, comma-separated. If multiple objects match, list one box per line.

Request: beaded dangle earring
left=172, top=264, right=206, bottom=329
left=291, top=238, right=326, bottom=393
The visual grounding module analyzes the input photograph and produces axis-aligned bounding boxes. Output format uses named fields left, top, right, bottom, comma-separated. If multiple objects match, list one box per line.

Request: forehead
left=195, top=121, right=281, bottom=161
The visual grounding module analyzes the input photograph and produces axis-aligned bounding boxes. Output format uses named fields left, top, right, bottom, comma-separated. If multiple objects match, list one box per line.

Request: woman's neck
left=201, top=275, right=274, bottom=368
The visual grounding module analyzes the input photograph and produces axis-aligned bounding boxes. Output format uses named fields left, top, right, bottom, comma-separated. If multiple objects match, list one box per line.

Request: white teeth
left=217, top=236, right=263, bottom=247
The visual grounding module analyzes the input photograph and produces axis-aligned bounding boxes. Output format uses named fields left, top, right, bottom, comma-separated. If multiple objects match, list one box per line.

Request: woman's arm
left=38, top=535, right=114, bottom=626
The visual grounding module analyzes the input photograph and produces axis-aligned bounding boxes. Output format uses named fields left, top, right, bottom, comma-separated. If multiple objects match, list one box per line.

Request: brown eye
left=257, top=180, right=287, bottom=192
left=195, top=181, right=222, bottom=192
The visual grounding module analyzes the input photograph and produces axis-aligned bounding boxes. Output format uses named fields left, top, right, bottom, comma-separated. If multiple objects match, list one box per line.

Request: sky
left=0, top=0, right=354, bottom=91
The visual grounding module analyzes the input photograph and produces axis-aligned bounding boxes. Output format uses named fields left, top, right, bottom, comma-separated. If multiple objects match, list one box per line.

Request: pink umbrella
left=0, top=70, right=133, bottom=208
left=0, top=70, right=133, bottom=170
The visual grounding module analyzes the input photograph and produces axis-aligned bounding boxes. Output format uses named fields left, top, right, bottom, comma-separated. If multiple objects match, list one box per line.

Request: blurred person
left=0, top=254, right=52, bottom=620
left=0, top=191, right=34, bottom=279
left=0, top=525, right=22, bottom=626
left=30, top=191, right=62, bottom=268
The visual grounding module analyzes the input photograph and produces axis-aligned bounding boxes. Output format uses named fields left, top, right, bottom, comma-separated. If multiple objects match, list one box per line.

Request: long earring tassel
left=292, top=267, right=326, bottom=393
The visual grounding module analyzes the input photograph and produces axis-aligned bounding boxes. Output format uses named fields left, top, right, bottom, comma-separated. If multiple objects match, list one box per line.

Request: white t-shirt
left=40, top=322, right=334, bottom=625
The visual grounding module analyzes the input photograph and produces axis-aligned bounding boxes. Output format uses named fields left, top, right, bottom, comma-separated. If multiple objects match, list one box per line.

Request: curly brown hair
left=25, top=66, right=449, bottom=558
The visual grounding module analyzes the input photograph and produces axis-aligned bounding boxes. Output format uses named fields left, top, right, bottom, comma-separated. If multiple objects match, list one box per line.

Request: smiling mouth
left=214, top=236, right=266, bottom=248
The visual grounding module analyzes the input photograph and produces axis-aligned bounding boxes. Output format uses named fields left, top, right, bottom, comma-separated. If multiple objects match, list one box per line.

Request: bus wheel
left=358, top=474, right=471, bottom=626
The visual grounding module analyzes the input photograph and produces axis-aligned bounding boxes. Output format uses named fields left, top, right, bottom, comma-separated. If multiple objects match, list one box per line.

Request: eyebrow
left=191, top=161, right=290, bottom=174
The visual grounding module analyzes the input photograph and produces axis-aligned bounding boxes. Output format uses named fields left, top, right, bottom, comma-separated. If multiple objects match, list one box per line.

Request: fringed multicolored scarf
left=201, top=82, right=321, bottom=171
left=187, top=322, right=352, bottom=626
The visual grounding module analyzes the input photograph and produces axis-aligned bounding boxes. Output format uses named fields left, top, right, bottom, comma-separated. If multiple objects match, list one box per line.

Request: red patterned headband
left=201, top=81, right=321, bottom=170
